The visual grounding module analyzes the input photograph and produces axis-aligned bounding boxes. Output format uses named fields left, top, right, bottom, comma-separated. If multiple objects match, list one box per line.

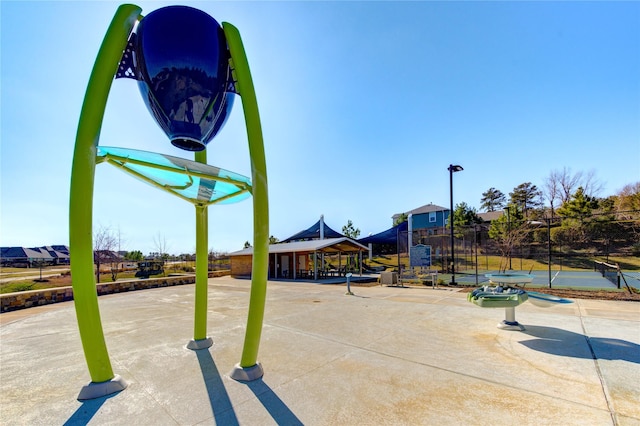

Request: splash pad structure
left=467, top=273, right=571, bottom=331
left=70, top=5, right=269, bottom=400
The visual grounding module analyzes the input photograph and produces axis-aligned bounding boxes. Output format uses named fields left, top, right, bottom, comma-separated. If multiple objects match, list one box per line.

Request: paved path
left=1, top=277, right=638, bottom=425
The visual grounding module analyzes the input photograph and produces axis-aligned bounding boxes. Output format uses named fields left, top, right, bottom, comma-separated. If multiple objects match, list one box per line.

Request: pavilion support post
left=313, top=251, right=318, bottom=280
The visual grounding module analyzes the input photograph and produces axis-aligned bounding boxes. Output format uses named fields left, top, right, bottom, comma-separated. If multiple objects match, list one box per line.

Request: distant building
left=392, top=203, right=450, bottom=239
left=0, top=245, right=69, bottom=267
left=230, top=216, right=366, bottom=279
left=477, top=210, right=504, bottom=223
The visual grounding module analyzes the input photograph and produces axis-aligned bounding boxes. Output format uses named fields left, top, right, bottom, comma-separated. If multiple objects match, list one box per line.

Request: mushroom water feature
left=467, top=273, right=572, bottom=331
left=70, top=4, right=268, bottom=400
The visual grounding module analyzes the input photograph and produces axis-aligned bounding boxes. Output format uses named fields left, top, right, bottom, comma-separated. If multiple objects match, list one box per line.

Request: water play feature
left=484, top=273, right=535, bottom=285
left=526, top=291, right=574, bottom=308
left=70, top=4, right=269, bottom=400
left=468, top=273, right=571, bottom=331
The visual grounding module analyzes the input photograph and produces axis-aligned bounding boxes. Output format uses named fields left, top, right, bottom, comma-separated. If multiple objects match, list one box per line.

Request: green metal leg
left=70, top=4, right=141, bottom=399
left=188, top=149, right=213, bottom=350
left=223, top=23, right=269, bottom=381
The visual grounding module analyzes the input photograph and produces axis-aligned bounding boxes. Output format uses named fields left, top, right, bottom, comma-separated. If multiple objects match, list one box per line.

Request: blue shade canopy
left=134, top=6, right=235, bottom=152
left=96, top=146, right=251, bottom=205
left=357, top=221, right=408, bottom=245
left=281, top=220, right=345, bottom=242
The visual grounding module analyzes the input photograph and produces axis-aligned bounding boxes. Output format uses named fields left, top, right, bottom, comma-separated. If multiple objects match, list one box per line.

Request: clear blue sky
left=1, top=1, right=639, bottom=255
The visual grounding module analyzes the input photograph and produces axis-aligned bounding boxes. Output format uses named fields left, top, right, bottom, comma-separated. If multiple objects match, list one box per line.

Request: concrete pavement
left=1, top=277, right=639, bottom=425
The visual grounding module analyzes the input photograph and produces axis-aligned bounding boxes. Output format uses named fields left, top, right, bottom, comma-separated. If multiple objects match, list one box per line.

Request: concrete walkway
left=1, top=277, right=639, bottom=425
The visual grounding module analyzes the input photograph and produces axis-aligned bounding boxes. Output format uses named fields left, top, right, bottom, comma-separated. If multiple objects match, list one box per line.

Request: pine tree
left=509, top=182, right=542, bottom=217
left=480, top=187, right=506, bottom=212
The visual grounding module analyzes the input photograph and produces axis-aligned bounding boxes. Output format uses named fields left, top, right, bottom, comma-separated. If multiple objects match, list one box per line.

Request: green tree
left=393, top=213, right=408, bottom=226
left=555, top=187, right=601, bottom=246
left=509, top=182, right=543, bottom=217
left=268, top=235, right=279, bottom=244
left=448, top=202, right=481, bottom=238
left=125, top=250, right=144, bottom=261
left=556, top=187, right=598, bottom=223
left=342, top=220, right=361, bottom=239
left=341, top=220, right=360, bottom=271
left=480, top=187, right=506, bottom=212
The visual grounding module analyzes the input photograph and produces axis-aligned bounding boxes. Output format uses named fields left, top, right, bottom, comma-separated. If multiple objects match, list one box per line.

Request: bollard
left=345, top=272, right=353, bottom=295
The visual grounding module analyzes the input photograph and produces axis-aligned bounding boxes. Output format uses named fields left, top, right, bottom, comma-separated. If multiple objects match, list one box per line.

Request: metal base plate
left=229, top=362, right=264, bottom=382
left=77, top=374, right=128, bottom=400
left=186, top=337, right=214, bottom=350
left=497, top=320, right=525, bottom=331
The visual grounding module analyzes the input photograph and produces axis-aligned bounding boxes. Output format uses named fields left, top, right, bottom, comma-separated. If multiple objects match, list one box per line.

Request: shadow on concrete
left=63, top=392, right=116, bottom=426
left=521, top=325, right=640, bottom=363
left=247, top=379, right=303, bottom=426
left=195, top=349, right=240, bottom=426
left=349, top=294, right=371, bottom=299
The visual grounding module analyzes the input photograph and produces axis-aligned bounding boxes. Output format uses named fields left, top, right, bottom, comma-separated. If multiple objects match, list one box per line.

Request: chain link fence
left=382, top=211, right=640, bottom=275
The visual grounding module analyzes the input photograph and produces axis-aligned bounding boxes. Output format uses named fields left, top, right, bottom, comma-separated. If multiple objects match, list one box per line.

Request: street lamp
left=448, top=164, right=463, bottom=284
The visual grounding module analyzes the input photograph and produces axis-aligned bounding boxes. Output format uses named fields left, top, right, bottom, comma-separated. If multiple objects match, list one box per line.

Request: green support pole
left=187, top=150, right=213, bottom=350
left=223, top=23, right=270, bottom=381
left=69, top=4, right=141, bottom=399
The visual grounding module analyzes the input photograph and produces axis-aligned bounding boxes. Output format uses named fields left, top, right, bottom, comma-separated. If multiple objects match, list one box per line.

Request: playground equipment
left=70, top=5, right=268, bottom=399
left=468, top=273, right=571, bottom=331
left=135, top=260, right=164, bottom=278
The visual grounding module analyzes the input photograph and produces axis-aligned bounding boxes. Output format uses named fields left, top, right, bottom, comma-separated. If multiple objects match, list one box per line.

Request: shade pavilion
left=230, top=237, right=369, bottom=280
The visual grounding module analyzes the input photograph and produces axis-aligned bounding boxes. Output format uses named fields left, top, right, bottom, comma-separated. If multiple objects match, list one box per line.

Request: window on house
left=429, top=212, right=437, bottom=223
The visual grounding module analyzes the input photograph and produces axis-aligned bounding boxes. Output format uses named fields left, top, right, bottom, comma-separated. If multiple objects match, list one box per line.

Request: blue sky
left=1, top=1, right=639, bottom=255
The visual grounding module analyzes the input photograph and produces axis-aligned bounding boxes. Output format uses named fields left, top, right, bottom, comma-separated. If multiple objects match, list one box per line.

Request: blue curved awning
left=358, top=221, right=408, bottom=245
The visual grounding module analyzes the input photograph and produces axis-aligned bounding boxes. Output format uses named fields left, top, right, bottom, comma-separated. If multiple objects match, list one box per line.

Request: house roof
left=40, top=246, right=70, bottom=259
left=281, top=219, right=345, bottom=242
left=1, top=247, right=52, bottom=259
left=477, top=210, right=504, bottom=222
left=392, top=203, right=449, bottom=220
left=230, top=237, right=368, bottom=256
left=94, top=250, right=122, bottom=261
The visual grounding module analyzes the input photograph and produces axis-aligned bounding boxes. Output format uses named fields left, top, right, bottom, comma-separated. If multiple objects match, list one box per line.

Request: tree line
left=451, top=168, right=639, bottom=261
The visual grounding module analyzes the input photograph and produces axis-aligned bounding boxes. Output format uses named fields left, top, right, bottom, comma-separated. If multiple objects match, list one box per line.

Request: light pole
left=448, top=164, right=463, bottom=284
